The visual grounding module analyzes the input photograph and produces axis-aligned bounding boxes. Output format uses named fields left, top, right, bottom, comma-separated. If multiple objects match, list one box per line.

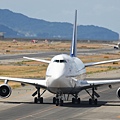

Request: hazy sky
left=0, top=0, right=120, bottom=35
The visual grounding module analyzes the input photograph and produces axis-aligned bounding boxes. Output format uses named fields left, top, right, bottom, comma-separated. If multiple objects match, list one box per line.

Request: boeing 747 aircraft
left=1, top=10, right=120, bottom=106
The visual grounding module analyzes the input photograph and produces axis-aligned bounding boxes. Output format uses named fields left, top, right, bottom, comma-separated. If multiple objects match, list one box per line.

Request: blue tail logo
left=70, top=10, right=77, bottom=57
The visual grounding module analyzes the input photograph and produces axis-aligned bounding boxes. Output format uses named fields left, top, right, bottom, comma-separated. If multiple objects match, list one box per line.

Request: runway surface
left=0, top=83, right=120, bottom=120
left=0, top=48, right=118, bottom=61
left=0, top=48, right=120, bottom=120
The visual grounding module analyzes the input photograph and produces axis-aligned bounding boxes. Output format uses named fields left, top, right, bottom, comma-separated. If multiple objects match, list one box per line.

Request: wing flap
left=0, top=76, right=47, bottom=88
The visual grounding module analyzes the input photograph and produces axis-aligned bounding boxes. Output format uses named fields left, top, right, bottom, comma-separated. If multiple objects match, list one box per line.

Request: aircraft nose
left=52, top=64, right=66, bottom=80
left=52, top=72, right=64, bottom=80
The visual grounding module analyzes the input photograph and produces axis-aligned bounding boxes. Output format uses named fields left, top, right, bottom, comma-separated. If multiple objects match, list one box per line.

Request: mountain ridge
left=0, top=9, right=119, bottom=41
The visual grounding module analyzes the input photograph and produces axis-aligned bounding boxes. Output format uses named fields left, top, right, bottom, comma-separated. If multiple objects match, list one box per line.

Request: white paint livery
left=46, top=54, right=86, bottom=94
left=1, top=10, right=120, bottom=106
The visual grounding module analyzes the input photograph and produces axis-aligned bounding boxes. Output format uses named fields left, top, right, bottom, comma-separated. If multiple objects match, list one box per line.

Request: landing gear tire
left=60, top=99, right=63, bottom=106
left=56, top=99, right=59, bottom=106
left=34, top=97, right=38, bottom=103
left=53, top=97, right=56, bottom=104
left=77, top=98, right=80, bottom=104
left=34, top=97, right=43, bottom=104
left=40, top=97, right=43, bottom=103
left=89, top=98, right=97, bottom=105
left=89, top=98, right=92, bottom=105
left=94, top=99, right=97, bottom=105
left=55, top=99, right=63, bottom=106
left=72, top=97, right=80, bottom=104
left=72, top=98, right=75, bottom=104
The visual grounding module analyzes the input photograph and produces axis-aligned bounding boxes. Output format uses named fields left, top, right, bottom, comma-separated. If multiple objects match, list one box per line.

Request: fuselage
left=45, top=54, right=86, bottom=94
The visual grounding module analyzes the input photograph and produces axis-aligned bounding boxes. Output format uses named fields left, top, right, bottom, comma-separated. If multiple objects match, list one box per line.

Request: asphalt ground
left=0, top=83, right=120, bottom=120
left=0, top=48, right=117, bottom=61
left=0, top=48, right=120, bottom=120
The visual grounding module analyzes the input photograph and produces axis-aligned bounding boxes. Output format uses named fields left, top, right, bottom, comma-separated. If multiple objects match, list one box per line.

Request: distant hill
left=0, top=9, right=119, bottom=41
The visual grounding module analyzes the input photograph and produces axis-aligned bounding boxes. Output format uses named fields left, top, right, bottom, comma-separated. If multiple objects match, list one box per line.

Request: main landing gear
left=85, top=86, right=100, bottom=105
left=32, top=86, right=99, bottom=106
left=32, top=86, right=46, bottom=104
left=71, top=94, right=80, bottom=104
left=53, top=93, right=81, bottom=106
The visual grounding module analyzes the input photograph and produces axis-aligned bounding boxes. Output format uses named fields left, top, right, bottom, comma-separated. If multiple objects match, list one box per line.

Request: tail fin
left=70, top=10, right=77, bottom=57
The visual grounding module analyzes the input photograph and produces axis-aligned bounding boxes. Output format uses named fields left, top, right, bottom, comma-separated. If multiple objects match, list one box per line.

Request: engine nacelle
left=114, top=46, right=118, bottom=49
left=0, top=84, right=12, bottom=98
left=116, top=87, right=120, bottom=99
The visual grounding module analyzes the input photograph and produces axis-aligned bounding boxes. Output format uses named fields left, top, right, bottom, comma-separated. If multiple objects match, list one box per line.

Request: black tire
left=72, top=98, right=75, bottom=104
left=94, top=99, right=97, bottom=105
left=37, top=98, right=41, bottom=103
left=40, top=97, right=43, bottom=103
left=53, top=97, right=56, bottom=104
left=77, top=98, right=80, bottom=104
left=89, top=98, right=92, bottom=105
left=34, top=97, right=38, bottom=103
left=56, top=99, right=59, bottom=106
left=60, top=99, right=63, bottom=106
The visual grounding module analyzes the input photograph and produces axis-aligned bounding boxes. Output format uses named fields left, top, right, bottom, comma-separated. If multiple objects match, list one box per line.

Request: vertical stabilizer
left=70, top=10, right=77, bottom=57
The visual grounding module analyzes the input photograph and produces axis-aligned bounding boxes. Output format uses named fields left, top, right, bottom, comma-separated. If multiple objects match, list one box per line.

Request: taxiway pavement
left=0, top=48, right=120, bottom=120
left=0, top=48, right=117, bottom=61
left=0, top=82, right=120, bottom=120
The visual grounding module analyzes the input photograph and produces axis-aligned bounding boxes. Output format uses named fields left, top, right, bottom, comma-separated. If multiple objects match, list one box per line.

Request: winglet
left=70, top=10, right=77, bottom=57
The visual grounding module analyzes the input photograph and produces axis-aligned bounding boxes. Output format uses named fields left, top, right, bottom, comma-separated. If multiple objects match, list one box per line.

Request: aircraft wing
left=81, top=79, right=120, bottom=86
left=80, top=79, right=120, bottom=88
left=0, top=76, right=47, bottom=89
left=23, top=56, right=50, bottom=64
left=84, top=58, right=120, bottom=67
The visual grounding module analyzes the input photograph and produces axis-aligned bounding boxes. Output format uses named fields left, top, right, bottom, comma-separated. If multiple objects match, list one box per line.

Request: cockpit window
left=53, top=60, right=67, bottom=63
left=53, top=60, right=59, bottom=63
left=60, top=60, right=67, bottom=63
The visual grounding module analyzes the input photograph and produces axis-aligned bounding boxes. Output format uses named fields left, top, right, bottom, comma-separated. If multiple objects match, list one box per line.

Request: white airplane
left=103, top=42, right=120, bottom=49
left=1, top=10, right=120, bottom=106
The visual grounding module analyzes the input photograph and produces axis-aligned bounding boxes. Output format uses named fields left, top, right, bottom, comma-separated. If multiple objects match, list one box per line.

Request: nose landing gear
left=53, top=91, right=64, bottom=106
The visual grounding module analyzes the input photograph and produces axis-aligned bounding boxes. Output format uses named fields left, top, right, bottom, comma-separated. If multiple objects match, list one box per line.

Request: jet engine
left=0, top=84, right=12, bottom=98
left=114, top=46, right=118, bottom=49
left=116, top=87, right=120, bottom=99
